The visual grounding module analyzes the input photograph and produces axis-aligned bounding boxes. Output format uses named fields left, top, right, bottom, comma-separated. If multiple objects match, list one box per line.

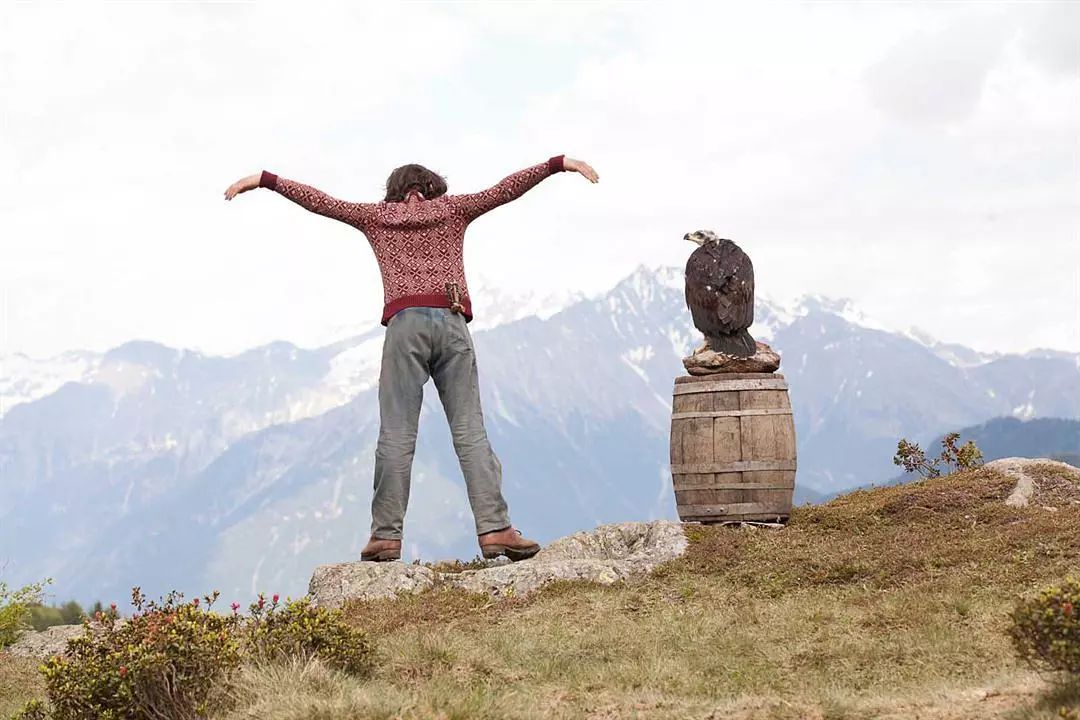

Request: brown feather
left=684, top=239, right=756, bottom=357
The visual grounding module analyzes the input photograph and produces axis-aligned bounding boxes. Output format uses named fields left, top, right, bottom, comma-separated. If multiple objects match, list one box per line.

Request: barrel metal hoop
left=677, top=501, right=791, bottom=517
left=673, top=481, right=795, bottom=491
left=670, top=459, right=797, bottom=474
left=673, top=380, right=788, bottom=394
left=671, top=409, right=792, bottom=419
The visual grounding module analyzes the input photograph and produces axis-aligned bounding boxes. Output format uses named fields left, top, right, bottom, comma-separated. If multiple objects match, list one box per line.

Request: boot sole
left=481, top=544, right=540, bottom=562
left=360, top=549, right=401, bottom=562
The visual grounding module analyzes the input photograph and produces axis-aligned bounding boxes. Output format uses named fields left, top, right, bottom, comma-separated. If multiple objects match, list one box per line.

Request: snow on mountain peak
left=903, top=325, right=1004, bottom=368
left=2, top=267, right=1054, bottom=423
left=793, top=294, right=892, bottom=333
left=904, top=326, right=939, bottom=347
left=0, top=350, right=101, bottom=417
left=612, top=265, right=684, bottom=306
left=467, top=276, right=586, bottom=331
left=324, top=334, right=385, bottom=398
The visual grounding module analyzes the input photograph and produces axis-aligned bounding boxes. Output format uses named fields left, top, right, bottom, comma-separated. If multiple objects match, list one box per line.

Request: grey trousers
left=371, top=306, right=511, bottom=540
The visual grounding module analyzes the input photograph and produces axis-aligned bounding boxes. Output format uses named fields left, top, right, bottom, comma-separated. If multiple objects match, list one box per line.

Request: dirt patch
left=0, top=652, right=45, bottom=718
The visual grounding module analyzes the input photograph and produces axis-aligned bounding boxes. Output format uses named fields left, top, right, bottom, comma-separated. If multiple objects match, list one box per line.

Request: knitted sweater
left=260, top=155, right=566, bottom=325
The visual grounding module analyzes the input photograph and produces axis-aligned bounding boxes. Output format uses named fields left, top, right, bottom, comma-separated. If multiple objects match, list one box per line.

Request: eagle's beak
left=683, top=233, right=694, bottom=242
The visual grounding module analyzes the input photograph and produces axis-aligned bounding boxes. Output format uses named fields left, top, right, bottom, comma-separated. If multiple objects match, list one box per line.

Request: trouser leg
left=431, top=311, right=511, bottom=535
left=371, top=309, right=430, bottom=540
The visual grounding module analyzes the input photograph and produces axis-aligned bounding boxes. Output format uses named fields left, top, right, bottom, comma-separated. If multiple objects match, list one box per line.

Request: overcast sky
left=2, top=1, right=1078, bottom=357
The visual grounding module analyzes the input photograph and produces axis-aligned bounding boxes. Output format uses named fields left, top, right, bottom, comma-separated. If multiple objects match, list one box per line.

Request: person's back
left=225, top=154, right=599, bottom=562
left=256, top=157, right=570, bottom=324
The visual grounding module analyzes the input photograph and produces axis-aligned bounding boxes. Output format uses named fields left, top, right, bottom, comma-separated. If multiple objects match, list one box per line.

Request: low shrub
left=0, top=580, right=49, bottom=649
left=893, top=432, right=983, bottom=479
left=29, top=588, right=241, bottom=720
left=12, top=587, right=374, bottom=720
left=1009, top=576, right=1080, bottom=676
left=243, top=593, right=374, bottom=676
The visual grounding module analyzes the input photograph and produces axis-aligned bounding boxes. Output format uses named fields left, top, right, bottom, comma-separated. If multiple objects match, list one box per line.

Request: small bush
left=14, top=588, right=374, bottom=720
left=29, top=588, right=241, bottom=720
left=243, top=593, right=374, bottom=676
left=1009, top=577, right=1080, bottom=675
left=0, top=580, right=49, bottom=649
left=893, top=432, right=983, bottom=479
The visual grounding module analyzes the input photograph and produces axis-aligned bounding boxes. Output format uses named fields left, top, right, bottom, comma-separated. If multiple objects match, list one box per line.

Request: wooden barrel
left=670, top=373, right=796, bottom=523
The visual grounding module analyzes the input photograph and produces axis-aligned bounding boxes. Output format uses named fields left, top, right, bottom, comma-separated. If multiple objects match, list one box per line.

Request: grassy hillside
left=3, top=463, right=1079, bottom=719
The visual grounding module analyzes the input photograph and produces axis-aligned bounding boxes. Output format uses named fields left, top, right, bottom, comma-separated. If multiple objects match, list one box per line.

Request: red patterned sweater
left=260, top=155, right=566, bottom=325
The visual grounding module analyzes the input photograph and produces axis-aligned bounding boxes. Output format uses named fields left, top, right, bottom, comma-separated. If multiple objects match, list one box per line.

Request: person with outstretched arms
left=225, top=155, right=599, bottom=562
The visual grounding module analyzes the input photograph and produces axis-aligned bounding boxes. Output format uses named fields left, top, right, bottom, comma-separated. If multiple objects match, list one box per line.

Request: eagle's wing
left=718, top=247, right=754, bottom=332
left=685, top=242, right=754, bottom=337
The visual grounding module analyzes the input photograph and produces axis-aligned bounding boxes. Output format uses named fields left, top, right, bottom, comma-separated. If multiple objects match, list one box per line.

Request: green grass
left=5, top=464, right=1079, bottom=719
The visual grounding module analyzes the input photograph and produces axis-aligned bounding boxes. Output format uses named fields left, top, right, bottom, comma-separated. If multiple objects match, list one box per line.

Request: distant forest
left=827, top=416, right=1080, bottom=502
left=931, top=416, right=1080, bottom=467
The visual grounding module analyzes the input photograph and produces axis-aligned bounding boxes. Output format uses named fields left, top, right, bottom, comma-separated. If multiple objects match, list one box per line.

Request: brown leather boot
left=361, top=536, right=401, bottom=562
left=478, top=527, right=540, bottom=562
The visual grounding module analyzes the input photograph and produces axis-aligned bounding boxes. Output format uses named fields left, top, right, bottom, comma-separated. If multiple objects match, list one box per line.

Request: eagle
left=683, top=229, right=756, bottom=358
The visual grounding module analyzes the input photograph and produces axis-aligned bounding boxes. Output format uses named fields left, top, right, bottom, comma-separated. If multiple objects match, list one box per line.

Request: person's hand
left=224, top=173, right=262, bottom=200
left=564, top=157, right=599, bottom=183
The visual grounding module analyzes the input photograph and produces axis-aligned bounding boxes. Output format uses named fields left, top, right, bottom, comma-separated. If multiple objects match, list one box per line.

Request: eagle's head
left=684, top=229, right=722, bottom=246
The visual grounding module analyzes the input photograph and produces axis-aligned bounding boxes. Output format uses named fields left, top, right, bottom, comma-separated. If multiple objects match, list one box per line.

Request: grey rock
left=533, top=520, right=687, bottom=565
left=307, top=521, right=688, bottom=606
left=455, top=521, right=688, bottom=598
left=683, top=340, right=781, bottom=374
left=447, top=558, right=631, bottom=597
left=6, top=624, right=86, bottom=659
left=308, top=561, right=437, bottom=608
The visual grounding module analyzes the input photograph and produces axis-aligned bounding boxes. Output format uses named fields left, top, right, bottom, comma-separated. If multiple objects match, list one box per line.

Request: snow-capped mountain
left=0, top=279, right=587, bottom=421
left=2, top=265, right=1078, bottom=605
left=902, top=327, right=1005, bottom=368
left=465, top=275, right=588, bottom=331
left=0, top=351, right=100, bottom=418
left=302, top=276, right=586, bottom=352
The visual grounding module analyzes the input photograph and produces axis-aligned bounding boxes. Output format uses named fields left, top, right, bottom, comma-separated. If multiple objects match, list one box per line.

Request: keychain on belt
left=445, top=282, right=464, bottom=315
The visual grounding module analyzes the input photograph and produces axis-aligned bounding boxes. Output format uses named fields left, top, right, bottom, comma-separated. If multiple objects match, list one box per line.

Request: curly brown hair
left=384, top=164, right=448, bottom=202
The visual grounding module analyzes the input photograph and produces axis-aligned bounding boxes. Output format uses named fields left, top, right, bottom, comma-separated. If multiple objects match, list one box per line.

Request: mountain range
left=2, top=265, right=1078, bottom=605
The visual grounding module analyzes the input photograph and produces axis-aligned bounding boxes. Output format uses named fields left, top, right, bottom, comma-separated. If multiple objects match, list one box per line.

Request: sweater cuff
left=548, top=155, right=565, bottom=173
left=259, top=170, right=278, bottom=190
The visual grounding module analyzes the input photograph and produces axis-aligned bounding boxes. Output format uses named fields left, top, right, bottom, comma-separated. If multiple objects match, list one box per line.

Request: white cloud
left=865, top=9, right=1012, bottom=126
left=1020, top=2, right=1080, bottom=76
left=2, top=2, right=1077, bottom=358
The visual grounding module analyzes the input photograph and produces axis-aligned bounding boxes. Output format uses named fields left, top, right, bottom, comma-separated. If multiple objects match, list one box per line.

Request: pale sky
left=2, top=1, right=1078, bottom=358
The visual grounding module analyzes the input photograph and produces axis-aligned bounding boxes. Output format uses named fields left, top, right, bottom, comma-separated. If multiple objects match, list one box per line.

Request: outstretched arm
left=224, top=171, right=376, bottom=231
left=451, top=155, right=599, bottom=222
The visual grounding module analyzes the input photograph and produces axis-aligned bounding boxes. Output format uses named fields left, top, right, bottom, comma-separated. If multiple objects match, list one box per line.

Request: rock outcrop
left=308, top=561, right=439, bottom=608
left=984, top=457, right=1080, bottom=508
left=5, top=623, right=85, bottom=659
left=683, top=340, right=781, bottom=375
left=309, top=520, right=688, bottom=608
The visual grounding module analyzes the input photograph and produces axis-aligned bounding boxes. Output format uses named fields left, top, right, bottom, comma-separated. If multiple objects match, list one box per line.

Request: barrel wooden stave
left=670, top=373, right=796, bottom=523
